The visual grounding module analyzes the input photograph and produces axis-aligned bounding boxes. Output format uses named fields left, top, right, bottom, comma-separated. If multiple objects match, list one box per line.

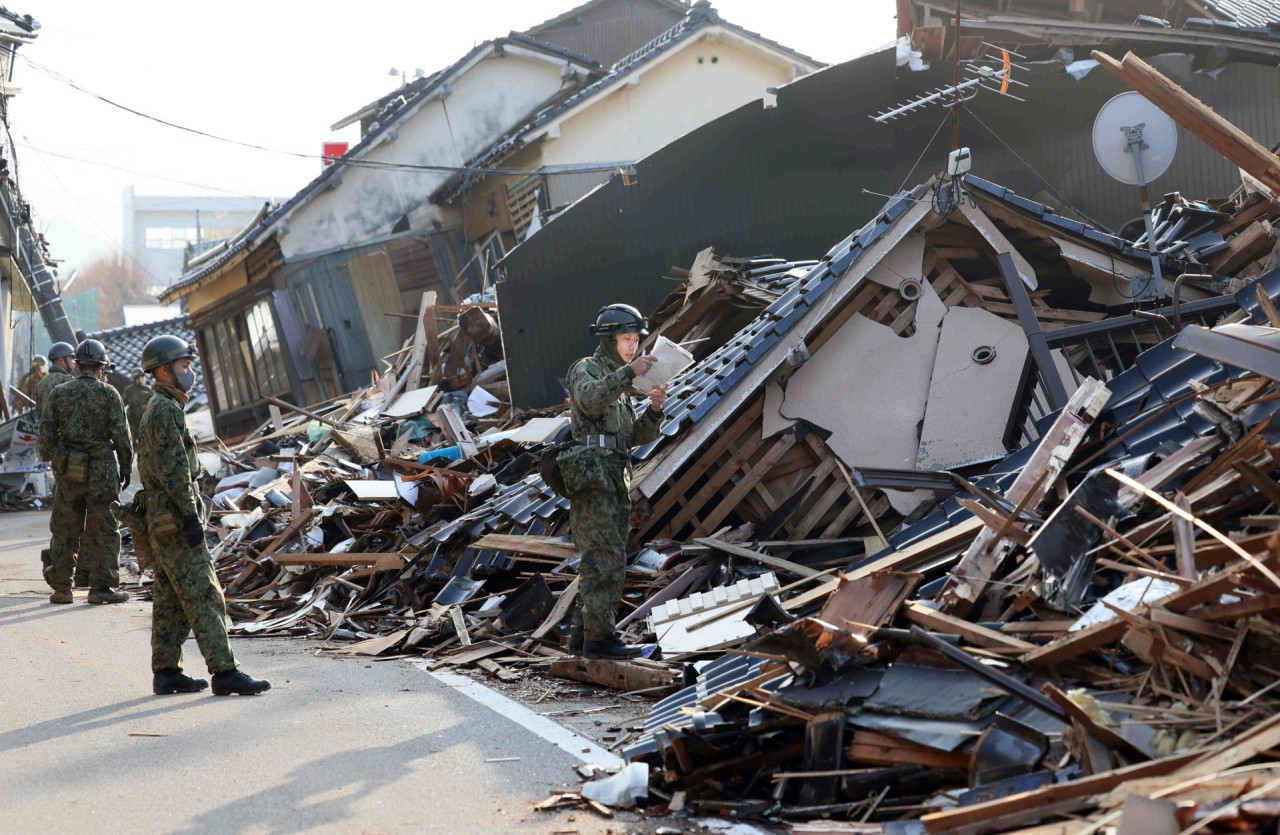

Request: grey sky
left=12, top=0, right=898, bottom=272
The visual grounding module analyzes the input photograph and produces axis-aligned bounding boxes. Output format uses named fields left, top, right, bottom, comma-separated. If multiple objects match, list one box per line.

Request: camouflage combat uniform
left=37, top=373, right=131, bottom=590
left=560, top=340, right=662, bottom=642
left=122, top=380, right=153, bottom=442
left=137, top=384, right=236, bottom=675
left=34, top=365, right=73, bottom=421
left=17, top=369, right=43, bottom=412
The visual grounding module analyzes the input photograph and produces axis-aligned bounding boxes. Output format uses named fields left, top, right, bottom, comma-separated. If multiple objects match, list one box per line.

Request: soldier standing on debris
left=561, top=304, right=669, bottom=660
left=37, top=340, right=132, bottom=605
left=122, top=367, right=152, bottom=443
left=137, top=335, right=269, bottom=696
left=16, top=354, right=47, bottom=412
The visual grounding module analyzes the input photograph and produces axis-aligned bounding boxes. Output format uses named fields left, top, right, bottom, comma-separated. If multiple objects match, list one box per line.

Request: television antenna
left=871, top=43, right=1029, bottom=124
left=1092, top=91, right=1178, bottom=301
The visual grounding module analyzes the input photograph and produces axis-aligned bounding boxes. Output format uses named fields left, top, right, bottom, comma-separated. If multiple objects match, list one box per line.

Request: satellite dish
left=1092, top=91, right=1178, bottom=186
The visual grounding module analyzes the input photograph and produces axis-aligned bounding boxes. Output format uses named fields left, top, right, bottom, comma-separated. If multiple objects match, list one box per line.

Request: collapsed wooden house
left=628, top=171, right=1264, bottom=550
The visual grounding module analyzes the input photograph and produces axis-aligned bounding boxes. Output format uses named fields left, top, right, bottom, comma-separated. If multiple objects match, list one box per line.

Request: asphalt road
left=0, top=510, right=627, bottom=834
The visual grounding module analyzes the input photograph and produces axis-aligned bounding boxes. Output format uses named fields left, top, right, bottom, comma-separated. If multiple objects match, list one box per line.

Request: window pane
left=201, top=327, right=227, bottom=412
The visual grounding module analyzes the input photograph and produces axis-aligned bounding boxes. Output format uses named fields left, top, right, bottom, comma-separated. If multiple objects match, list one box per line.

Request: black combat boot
left=567, top=627, right=584, bottom=656
left=211, top=669, right=271, bottom=696
left=153, top=669, right=208, bottom=695
left=87, top=588, right=130, bottom=604
left=48, top=588, right=73, bottom=604
left=583, top=635, right=643, bottom=660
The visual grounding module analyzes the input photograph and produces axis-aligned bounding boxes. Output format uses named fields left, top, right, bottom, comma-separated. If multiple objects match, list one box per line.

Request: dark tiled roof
left=0, top=6, right=39, bottom=39
left=436, top=2, right=824, bottom=199
left=963, top=174, right=1237, bottom=267
left=87, top=314, right=206, bottom=400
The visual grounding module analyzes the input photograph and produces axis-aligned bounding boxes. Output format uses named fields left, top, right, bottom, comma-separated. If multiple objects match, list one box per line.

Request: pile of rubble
left=159, top=51, right=1280, bottom=832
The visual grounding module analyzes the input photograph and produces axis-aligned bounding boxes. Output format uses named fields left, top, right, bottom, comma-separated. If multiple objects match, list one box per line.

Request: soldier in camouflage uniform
left=122, top=367, right=153, bottom=443
left=34, top=342, right=75, bottom=421
left=560, top=304, right=668, bottom=660
left=137, top=335, right=269, bottom=697
left=16, top=354, right=46, bottom=413
left=36, top=340, right=132, bottom=605
left=35, top=341, right=89, bottom=586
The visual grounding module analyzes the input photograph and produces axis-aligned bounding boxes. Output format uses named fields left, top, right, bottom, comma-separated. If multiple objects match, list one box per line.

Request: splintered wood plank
left=821, top=572, right=920, bottom=629
left=904, top=602, right=1034, bottom=651
left=938, top=377, right=1111, bottom=615
left=664, top=427, right=770, bottom=536
left=789, top=466, right=844, bottom=539
left=1021, top=554, right=1277, bottom=665
left=470, top=534, right=578, bottom=561
left=267, top=552, right=403, bottom=570
left=548, top=657, right=680, bottom=692
left=847, top=731, right=970, bottom=769
left=694, top=537, right=821, bottom=578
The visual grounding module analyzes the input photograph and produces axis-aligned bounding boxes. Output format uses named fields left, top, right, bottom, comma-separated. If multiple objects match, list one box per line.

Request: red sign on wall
left=322, top=142, right=349, bottom=167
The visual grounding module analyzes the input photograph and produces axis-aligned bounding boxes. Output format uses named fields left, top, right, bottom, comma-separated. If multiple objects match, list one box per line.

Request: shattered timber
left=41, top=19, right=1280, bottom=835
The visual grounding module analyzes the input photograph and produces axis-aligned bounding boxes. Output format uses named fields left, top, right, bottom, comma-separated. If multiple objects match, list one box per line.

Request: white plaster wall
left=281, top=53, right=572, bottom=260
left=539, top=32, right=796, bottom=167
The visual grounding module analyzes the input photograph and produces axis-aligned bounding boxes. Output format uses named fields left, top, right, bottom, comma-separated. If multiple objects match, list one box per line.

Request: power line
left=14, top=51, right=629, bottom=179
left=16, top=142, right=263, bottom=197
left=25, top=143, right=164, bottom=283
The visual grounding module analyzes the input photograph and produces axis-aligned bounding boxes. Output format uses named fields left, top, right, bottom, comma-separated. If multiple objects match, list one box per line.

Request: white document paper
left=632, top=336, right=693, bottom=393
left=467, top=385, right=502, bottom=417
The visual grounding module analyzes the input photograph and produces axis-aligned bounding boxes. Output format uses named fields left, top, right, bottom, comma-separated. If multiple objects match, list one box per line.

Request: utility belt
left=57, top=444, right=111, bottom=483
left=575, top=434, right=629, bottom=452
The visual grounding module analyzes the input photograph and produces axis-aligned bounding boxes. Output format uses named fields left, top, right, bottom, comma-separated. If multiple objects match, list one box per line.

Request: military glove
left=182, top=514, right=204, bottom=548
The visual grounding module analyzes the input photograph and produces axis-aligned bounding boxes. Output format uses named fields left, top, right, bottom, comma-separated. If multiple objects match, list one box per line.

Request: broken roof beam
left=1092, top=50, right=1280, bottom=194
left=936, top=376, right=1110, bottom=616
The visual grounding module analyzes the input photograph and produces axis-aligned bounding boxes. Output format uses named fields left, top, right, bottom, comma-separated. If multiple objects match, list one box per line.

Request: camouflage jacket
left=137, top=386, right=201, bottom=520
left=566, top=347, right=662, bottom=449
left=16, top=370, right=40, bottom=409
left=37, top=373, right=132, bottom=487
left=34, top=367, right=73, bottom=418
left=123, top=382, right=153, bottom=429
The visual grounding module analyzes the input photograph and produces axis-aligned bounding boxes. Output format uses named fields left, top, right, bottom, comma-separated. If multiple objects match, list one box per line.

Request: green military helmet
left=30, top=354, right=47, bottom=368
left=47, top=341, right=76, bottom=361
left=141, top=334, right=196, bottom=372
left=73, top=339, right=110, bottom=367
left=131, top=367, right=145, bottom=379
left=590, top=303, right=649, bottom=336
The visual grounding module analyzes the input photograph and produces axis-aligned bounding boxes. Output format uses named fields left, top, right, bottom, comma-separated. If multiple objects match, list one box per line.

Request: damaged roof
left=162, top=35, right=600, bottom=305
left=433, top=1, right=824, bottom=201
left=87, top=314, right=206, bottom=400
left=1199, top=0, right=1280, bottom=26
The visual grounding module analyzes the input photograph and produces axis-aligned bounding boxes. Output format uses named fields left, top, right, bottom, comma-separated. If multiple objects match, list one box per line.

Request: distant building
left=121, top=187, right=272, bottom=288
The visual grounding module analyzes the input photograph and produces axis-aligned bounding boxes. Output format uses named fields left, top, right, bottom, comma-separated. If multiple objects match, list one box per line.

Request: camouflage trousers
left=567, top=469, right=631, bottom=642
left=150, top=533, right=236, bottom=675
left=45, top=479, right=120, bottom=590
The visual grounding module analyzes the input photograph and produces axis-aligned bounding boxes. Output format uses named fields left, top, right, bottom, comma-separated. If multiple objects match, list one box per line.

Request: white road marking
left=417, top=665, right=624, bottom=770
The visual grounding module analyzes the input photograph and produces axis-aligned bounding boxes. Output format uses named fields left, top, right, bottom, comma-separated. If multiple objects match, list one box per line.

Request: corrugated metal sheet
left=499, top=47, right=1280, bottom=408
left=545, top=169, right=614, bottom=208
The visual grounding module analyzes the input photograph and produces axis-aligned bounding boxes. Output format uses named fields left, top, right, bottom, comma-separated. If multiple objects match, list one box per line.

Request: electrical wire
left=965, top=107, right=1112, bottom=233
left=14, top=51, right=629, bottom=179
left=25, top=143, right=164, bottom=284
left=894, top=111, right=951, bottom=196
left=16, top=142, right=262, bottom=197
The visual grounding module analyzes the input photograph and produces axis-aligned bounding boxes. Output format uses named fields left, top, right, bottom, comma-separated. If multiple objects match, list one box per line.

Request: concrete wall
left=122, top=187, right=269, bottom=286
left=278, top=50, right=578, bottom=261
left=539, top=29, right=800, bottom=168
